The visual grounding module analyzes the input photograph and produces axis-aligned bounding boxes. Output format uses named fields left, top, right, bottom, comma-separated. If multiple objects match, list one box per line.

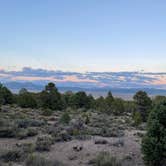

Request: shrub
left=17, top=92, right=37, bottom=108
left=21, top=143, right=35, bottom=153
left=100, top=127, right=124, bottom=137
left=141, top=99, right=166, bottom=166
left=25, top=154, right=63, bottom=166
left=111, top=98, right=125, bottom=115
left=27, top=127, right=38, bottom=137
left=25, top=154, right=48, bottom=166
left=0, top=84, right=13, bottom=104
left=36, top=135, right=53, bottom=151
left=90, top=151, right=121, bottom=166
left=132, top=111, right=142, bottom=126
left=54, top=130, right=72, bottom=142
left=0, top=148, right=24, bottom=162
left=0, top=119, right=16, bottom=138
left=82, top=112, right=90, bottom=124
left=16, top=119, right=44, bottom=128
left=60, top=112, right=71, bottom=124
left=15, top=127, right=38, bottom=139
left=42, top=108, right=53, bottom=116
left=15, top=128, right=28, bottom=139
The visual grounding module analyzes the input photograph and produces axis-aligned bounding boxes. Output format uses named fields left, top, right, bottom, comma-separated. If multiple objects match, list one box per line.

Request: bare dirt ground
left=0, top=105, right=145, bottom=166
left=0, top=130, right=144, bottom=166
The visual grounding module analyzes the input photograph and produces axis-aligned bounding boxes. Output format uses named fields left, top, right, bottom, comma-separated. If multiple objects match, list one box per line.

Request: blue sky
left=0, top=0, right=166, bottom=72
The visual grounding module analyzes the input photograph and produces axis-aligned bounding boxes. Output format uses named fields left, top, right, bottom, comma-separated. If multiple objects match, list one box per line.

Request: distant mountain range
left=3, top=81, right=166, bottom=99
left=0, top=67, right=166, bottom=99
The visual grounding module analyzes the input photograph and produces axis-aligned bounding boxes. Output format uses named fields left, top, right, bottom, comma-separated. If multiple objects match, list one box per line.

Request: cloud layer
left=0, top=67, right=165, bottom=89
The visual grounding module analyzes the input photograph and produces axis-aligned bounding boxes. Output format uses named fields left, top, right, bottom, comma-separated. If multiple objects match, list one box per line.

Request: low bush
left=15, top=127, right=38, bottom=139
left=132, top=111, right=142, bottom=126
left=54, top=130, right=72, bottom=142
left=0, top=119, right=16, bottom=138
left=36, top=135, right=53, bottom=151
left=90, top=151, right=121, bottom=166
left=41, top=108, right=53, bottom=116
left=16, top=119, right=44, bottom=128
left=27, top=127, right=38, bottom=137
left=60, top=112, right=71, bottom=124
left=100, top=127, right=124, bottom=137
left=0, top=148, right=24, bottom=162
left=25, top=154, right=64, bottom=166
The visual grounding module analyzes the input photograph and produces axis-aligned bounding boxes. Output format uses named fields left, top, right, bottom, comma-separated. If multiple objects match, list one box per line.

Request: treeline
left=0, top=82, right=165, bottom=122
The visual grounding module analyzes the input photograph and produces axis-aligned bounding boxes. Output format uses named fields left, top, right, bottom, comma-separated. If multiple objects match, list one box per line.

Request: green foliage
left=90, top=151, right=121, bottom=166
left=0, top=119, right=16, bottom=138
left=0, top=148, right=23, bottom=162
left=69, top=91, right=92, bottom=109
left=111, top=98, right=125, bottom=115
left=0, top=83, right=13, bottom=104
left=123, top=101, right=137, bottom=113
left=141, top=99, right=166, bottom=166
left=94, top=96, right=107, bottom=112
left=40, top=82, right=63, bottom=110
left=82, top=112, right=90, bottom=124
left=16, top=118, right=44, bottom=128
left=94, top=93, right=125, bottom=115
left=41, top=108, right=53, bottom=116
left=25, top=154, right=48, bottom=166
left=133, top=111, right=142, bottom=126
left=36, top=135, right=53, bottom=151
left=133, top=91, right=152, bottom=121
left=60, top=112, right=71, bottom=124
left=152, top=95, right=166, bottom=106
left=105, top=91, right=114, bottom=107
left=25, top=154, right=63, bottom=166
left=17, top=89, right=37, bottom=108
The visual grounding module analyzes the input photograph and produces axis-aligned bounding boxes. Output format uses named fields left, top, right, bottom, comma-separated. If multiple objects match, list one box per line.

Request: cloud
left=0, top=67, right=165, bottom=89
left=11, top=75, right=98, bottom=83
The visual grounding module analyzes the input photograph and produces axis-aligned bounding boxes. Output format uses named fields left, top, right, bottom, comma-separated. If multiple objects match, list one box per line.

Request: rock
left=73, top=145, right=83, bottom=152
left=94, top=138, right=108, bottom=144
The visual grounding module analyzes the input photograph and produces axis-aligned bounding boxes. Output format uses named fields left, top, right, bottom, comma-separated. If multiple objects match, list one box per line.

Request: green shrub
left=111, top=98, right=125, bottom=115
left=25, top=154, right=63, bottom=166
left=42, top=108, right=53, bottom=116
left=27, top=127, right=38, bottom=137
left=21, top=143, right=35, bottom=153
left=60, top=112, right=71, bottom=124
left=141, top=99, right=166, bottom=166
left=0, top=119, right=16, bottom=138
left=15, top=127, right=38, bottom=139
left=17, top=92, right=37, bottom=108
left=0, top=148, right=24, bottom=162
left=90, top=151, right=121, bottom=166
left=25, top=154, right=48, bottom=166
left=15, top=128, right=28, bottom=139
left=54, top=130, right=72, bottom=142
left=0, top=84, right=13, bottom=104
left=36, top=135, right=53, bottom=151
left=16, top=119, right=44, bottom=128
left=133, top=111, right=142, bottom=126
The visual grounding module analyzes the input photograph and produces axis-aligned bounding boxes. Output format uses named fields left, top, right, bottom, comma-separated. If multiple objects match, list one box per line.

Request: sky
left=0, top=0, right=166, bottom=72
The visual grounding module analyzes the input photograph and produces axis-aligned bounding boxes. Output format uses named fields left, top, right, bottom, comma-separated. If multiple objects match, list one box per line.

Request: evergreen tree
left=40, top=82, right=62, bottom=110
left=133, top=91, right=152, bottom=121
left=142, top=99, right=166, bottom=166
